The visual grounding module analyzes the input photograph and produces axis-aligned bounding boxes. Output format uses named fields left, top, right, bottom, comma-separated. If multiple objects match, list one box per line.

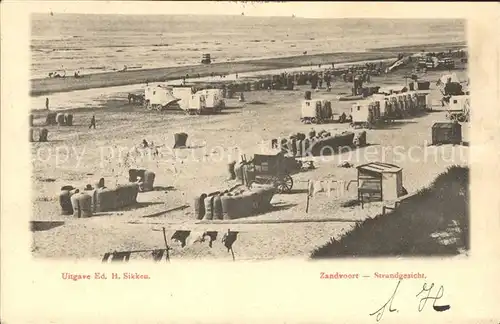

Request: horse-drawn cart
left=242, top=152, right=294, bottom=194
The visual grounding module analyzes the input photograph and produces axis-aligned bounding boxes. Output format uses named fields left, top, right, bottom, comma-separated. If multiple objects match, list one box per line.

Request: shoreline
left=29, top=56, right=398, bottom=114
left=31, top=41, right=466, bottom=97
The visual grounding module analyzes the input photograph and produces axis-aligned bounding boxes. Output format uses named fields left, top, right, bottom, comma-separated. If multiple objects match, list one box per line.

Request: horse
left=128, top=93, right=145, bottom=105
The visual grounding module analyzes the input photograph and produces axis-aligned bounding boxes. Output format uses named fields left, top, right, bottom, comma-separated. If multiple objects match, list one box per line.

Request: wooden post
left=241, top=155, right=246, bottom=185
left=162, top=227, right=170, bottom=262
left=230, top=248, right=235, bottom=262
left=305, top=180, right=311, bottom=213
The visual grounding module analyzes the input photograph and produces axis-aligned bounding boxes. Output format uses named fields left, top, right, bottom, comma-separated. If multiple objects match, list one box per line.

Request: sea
left=31, top=14, right=466, bottom=79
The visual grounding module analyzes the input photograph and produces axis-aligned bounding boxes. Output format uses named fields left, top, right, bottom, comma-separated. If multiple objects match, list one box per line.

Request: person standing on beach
left=45, top=98, right=49, bottom=110
left=89, top=115, right=96, bottom=129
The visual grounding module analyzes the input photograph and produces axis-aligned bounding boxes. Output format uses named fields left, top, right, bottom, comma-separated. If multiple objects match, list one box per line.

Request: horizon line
left=32, top=12, right=466, bottom=21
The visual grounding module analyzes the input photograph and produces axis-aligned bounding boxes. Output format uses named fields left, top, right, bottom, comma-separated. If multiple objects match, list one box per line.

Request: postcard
left=1, top=1, right=499, bottom=323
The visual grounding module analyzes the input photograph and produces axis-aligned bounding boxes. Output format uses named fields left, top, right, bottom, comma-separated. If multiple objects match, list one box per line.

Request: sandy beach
left=31, top=41, right=465, bottom=97
left=27, top=10, right=470, bottom=261
left=31, top=59, right=469, bottom=259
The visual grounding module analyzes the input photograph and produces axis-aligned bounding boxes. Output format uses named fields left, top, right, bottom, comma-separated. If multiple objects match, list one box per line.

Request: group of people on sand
left=47, top=70, right=84, bottom=79
left=140, top=139, right=160, bottom=157
left=48, top=71, right=66, bottom=78
left=180, top=71, right=233, bottom=85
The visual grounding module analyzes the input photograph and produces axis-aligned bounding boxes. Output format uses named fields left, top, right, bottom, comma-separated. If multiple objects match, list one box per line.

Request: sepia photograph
left=28, top=8, right=471, bottom=262
left=3, top=2, right=500, bottom=323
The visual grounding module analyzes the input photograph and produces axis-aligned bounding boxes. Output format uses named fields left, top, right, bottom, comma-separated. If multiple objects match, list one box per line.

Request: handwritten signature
left=370, top=279, right=450, bottom=322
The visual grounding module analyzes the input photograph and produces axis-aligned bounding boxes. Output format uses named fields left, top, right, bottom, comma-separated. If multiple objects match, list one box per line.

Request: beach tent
left=437, top=72, right=460, bottom=86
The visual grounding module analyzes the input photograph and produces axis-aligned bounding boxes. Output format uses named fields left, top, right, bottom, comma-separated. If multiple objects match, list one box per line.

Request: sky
left=10, top=1, right=481, bottom=19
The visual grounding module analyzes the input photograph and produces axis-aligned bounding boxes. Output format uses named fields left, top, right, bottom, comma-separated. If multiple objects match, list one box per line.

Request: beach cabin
left=188, top=93, right=207, bottom=113
left=448, top=95, right=470, bottom=113
left=415, top=91, right=430, bottom=110
left=197, top=89, right=225, bottom=112
left=437, top=58, right=455, bottom=69
left=426, top=57, right=440, bottom=69
left=357, top=162, right=404, bottom=203
left=301, top=99, right=323, bottom=123
left=417, top=56, right=439, bottom=69
left=402, top=92, right=413, bottom=114
left=371, top=94, right=389, bottom=116
left=409, top=91, right=419, bottom=113
left=144, top=85, right=181, bottom=110
left=172, top=87, right=196, bottom=110
left=384, top=94, right=405, bottom=119
left=201, top=53, right=211, bottom=64
left=351, top=100, right=378, bottom=126
left=387, top=93, right=399, bottom=109
left=397, top=93, right=407, bottom=114
left=183, top=89, right=225, bottom=114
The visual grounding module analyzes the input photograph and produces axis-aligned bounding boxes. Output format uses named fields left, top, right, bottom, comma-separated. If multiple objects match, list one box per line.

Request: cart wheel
left=273, top=175, right=293, bottom=193
left=310, top=117, right=317, bottom=124
left=457, top=114, right=466, bottom=122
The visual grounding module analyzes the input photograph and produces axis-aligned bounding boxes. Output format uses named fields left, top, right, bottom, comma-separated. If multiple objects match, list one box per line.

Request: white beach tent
left=437, top=72, right=460, bottom=86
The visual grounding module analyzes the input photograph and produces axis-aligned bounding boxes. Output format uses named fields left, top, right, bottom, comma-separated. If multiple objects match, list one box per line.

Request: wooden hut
left=357, top=162, right=404, bottom=203
left=201, top=53, right=211, bottom=64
